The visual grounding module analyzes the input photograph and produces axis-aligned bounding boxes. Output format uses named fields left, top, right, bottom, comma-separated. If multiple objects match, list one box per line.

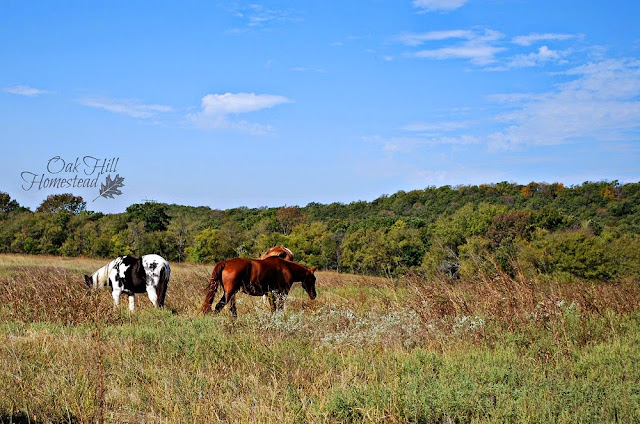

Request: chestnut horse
left=201, top=256, right=317, bottom=317
left=259, top=246, right=294, bottom=307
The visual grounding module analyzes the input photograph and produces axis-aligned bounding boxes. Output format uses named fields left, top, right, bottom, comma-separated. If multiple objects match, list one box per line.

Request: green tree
left=340, top=228, right=391, bottom=275
left=486, top=211, right=533, bottom=248
left=430, top=203, right=506, bottom=254
left=385, top=220, right=424, bottom=269
left=285, top=221, right=331, bottom=267
left=187, top=228, right=235, bottom=263
left=167, top=215, right=192, bottom=262
left=275, top=206, right=307, bottom=235
left=0, top=192, right=21, bottom=214
left=422, top=203, right=506, bottom=277
left=36, top=193, right=86, bottom=214
left=126, top=202, right=170, bottom=232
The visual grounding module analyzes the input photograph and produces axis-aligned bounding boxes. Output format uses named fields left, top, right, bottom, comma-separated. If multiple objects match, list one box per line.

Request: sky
left=1, top=0, right=639, bottom=213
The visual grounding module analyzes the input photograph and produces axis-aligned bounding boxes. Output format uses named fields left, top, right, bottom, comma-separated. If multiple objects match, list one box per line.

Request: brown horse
left=259, top=246, right=294, bottom=308
left=259, top=245, right=294, bottom=261
left=201, top=256, right=317, bottom=317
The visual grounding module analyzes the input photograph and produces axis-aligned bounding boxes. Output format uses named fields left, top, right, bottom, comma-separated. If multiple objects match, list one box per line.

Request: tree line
left=1, top=180, right=639, bottom=281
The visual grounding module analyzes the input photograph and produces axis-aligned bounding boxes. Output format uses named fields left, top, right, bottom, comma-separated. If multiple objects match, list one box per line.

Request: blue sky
left=2, top=0, right=639, bottom=213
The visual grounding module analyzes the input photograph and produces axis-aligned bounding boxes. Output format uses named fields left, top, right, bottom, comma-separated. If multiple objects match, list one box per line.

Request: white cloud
left=401, top=120, right=471, bottom=132
left=199, top=93, right=291, bottom=115
left=506, top=45, right=564, bottom=68
left=410, top=166, right=507, bottom=187
left=376, top=59, right=640, bottom=158
left=191, top=115, right=275, bottom=135
left=487, top=59, right=640, bottom=150
left=79, top=97, right=173, bottom=118
left=190, top=92, right=292, bottom=134
left=291, top=66, right=327, bottom=73
left=512, top=33, right=581, bottom=46
left=397, top=30, right=473, bottom=46
left=402, top=29, right=505, bottom=65
left=365, top=133, right=480, bottom=154
left=413, top=44, right=505, bottom=65
left=3, top=85, right=52, bottom=96
left=225, top=3, right=299, bottom=32
left=399, top=29, right=585, bottom=68
left=413, top=0, right=469, bottom=12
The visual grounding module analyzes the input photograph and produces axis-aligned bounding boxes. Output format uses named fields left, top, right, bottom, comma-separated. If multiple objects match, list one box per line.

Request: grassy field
left=0, top=254, right=639, bottom=423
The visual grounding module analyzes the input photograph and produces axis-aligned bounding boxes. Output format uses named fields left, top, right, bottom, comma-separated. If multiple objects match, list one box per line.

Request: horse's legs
left=229, top=294, right=238, bottom=318
left=275, top=292, right=288, bottom=311
left=214, top=287, right=239, bottom=317
left=264, top=292, right=276, bottom=312
left=146, top=285, right=159, bottom=307
left=112, top=288, right=121, bottom=309
left=213, top=294, right=227, bottom=313
left=128, top=295, right=135, bottom=312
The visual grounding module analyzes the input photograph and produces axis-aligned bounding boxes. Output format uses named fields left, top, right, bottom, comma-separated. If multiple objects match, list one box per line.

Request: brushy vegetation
left=1, top=254, right=639, bottom=423
left=1, top=180, right=639, bottom=281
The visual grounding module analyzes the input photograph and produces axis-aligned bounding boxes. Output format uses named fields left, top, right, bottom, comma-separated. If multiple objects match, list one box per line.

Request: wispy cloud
left=397, top=28, right=587, bottom=69
left=3, top=85, right=53, bottom=96
left=373, top=59, right=640, bottom=158
left=504, top=45, right=566, bottom=69
left=189, top=92, right=292, bottom=134
left=401, top=29, right=506, bottom=65
left=412, top=44, right=505, bottom=65
left=413, top=0, right=469, bottom=12
left=397, top=30, right=475, bottom=46
left=331, top=35, right=372, bottom=48
left=291, top=66, right=327, bottom=73
left=225, top=3, right=300, bottom=32
left=512, top=33, right=582, bottom=46
left=79, top=97, right=173, bottom=118
left=401, top=120, right=473, bottom=132
left=409, top=166, right=507, bottom=187
left=487, top=59, right=640, bottom=150
left=198, top=93, right=291, bottom=114
left=365, top=133, right=480, bottom=154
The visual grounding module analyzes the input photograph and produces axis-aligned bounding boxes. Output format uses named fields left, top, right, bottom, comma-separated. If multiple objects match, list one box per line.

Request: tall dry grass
left=405, top=258, right=640, bottom=329
left=0, top=254, right=639, bottom=422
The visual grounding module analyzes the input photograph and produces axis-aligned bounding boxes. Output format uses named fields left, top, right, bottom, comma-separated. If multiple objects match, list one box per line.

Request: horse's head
left=83, top=274, right=95, bottom=289
left=302, top=266, right=317, bottom=300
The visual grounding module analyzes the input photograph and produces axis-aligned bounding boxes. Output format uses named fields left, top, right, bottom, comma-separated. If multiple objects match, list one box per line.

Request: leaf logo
left=93, top=174, right=125, bottom=202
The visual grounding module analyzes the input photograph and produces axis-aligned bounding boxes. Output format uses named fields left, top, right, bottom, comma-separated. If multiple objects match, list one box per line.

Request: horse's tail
left=201, top=261, right=225, bottom=314
left=156, top=262, right=170, bottom=308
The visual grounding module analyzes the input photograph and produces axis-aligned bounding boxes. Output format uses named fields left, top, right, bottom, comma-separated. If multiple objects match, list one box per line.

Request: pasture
left=0, top=254, right=639, bottom=423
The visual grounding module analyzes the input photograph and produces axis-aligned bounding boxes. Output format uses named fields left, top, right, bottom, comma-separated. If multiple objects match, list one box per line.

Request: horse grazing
left=201, top=256, right=317, bottom=317
left=259, top=245, right=294, bottom=261
left=84, top=254, right=171, bottom=312
left=259, top=246, right=295, bottom=308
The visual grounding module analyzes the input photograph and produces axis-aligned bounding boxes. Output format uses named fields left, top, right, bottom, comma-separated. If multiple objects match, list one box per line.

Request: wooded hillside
left=1, top=180, right=638, bottom=281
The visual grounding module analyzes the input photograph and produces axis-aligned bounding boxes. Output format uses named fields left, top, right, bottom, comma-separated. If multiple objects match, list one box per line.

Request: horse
left=259, top=245, right=294, bottom=261
left=201, top=256, right=317, bottom=317
left=84, top=254, right=171, bottom=312
left=259, top=245, right=295, bottom=307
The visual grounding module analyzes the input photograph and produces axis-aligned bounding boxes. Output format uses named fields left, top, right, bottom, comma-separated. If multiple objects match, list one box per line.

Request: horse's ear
left=311, top=266, right=317, bottom=274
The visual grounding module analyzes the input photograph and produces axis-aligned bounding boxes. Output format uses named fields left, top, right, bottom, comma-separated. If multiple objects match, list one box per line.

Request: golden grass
left=1, top=254, right=639, bottom=423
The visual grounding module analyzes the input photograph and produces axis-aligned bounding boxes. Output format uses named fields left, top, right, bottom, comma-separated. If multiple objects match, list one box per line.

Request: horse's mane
left=260, top=246, right=294, bottom=261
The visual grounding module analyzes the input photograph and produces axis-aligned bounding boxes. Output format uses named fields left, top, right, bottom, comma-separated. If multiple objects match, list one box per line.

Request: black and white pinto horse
left=84, top=254, right=171, bottom=312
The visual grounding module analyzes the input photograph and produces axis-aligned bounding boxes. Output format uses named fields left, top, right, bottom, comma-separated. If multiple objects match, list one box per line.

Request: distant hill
left=1, top=181, right=638, bottom=281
